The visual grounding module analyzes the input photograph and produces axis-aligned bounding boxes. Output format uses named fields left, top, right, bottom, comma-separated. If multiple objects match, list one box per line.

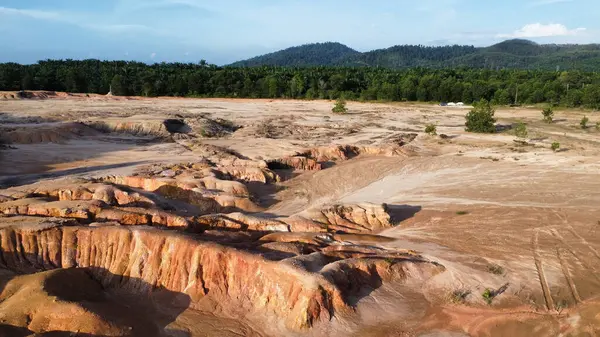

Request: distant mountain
left=338, top=44, right=478, bottom=68
left=229, top=39, right=600, bottom=71
left=229, top=42, right=359, bottom=67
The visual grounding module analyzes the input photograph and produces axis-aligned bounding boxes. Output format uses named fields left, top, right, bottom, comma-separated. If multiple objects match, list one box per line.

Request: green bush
left=596, top=122, right=600, bottom=131
left=332, top=99, right=347, bottom=113
left=424, top=123, right=437, bottom=135
left=551, top=142, right=560, bottom=152
left=581, top=116, right=589, bottom=129
left=482, top=289, right=494, bottom=305
left=542, top=107, right=554, bottom=123
left=514, top=121, right=528, bottom=138
left=465, top=99, right=496, bottom=133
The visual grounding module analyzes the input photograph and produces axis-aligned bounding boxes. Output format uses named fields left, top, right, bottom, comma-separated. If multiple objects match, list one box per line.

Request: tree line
left=1, top=59, right=600, bottom=108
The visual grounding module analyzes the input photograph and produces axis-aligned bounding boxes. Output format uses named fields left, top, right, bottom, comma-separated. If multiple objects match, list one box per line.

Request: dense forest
left=231, top=39, right=600, bottom=71
left=2, top=59, right=600, bottom=108
left=230, top=42, right=360, bottom=67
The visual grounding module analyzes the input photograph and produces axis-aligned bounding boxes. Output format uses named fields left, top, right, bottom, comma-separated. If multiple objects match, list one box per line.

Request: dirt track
left=1, top=93, right=600, bottom=336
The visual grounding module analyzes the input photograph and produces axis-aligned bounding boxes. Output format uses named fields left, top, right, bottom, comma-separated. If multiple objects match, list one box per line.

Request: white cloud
left=0, top=6, right=60, bottom=20
left=150, top=52, right=157, bottom=59
left=529, top=0, right=573, bottom=7
left=0, top=6, right=155, bottom=35
left=497, top=23, right=586, bottom=38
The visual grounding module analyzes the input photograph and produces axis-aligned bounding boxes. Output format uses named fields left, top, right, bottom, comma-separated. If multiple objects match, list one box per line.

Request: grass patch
left=456, top=211, right=469, bottom=215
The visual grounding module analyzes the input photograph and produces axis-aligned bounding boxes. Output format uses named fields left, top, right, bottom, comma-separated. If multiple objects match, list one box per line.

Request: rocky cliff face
left=0, top=136, right=437, bottom=336
left=0, top=219, right=443, bottom=333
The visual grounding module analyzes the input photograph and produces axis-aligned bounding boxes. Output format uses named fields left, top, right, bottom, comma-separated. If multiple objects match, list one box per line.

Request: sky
left=0, top=0, right=597, bottom=65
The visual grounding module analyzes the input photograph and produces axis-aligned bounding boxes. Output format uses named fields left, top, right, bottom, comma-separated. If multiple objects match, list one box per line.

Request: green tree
left=332, top=99, right=347, bottom=113
left=142, top=82, right=155, bottom=97
left=290, top=74, right=305, bottom=98
left=542, top=106, right=554, bottom=123
left=21, top=72, right=34, bottom=90
left=267, top=76, right=280, bottom=98
left=493, top=89, right=511, bottom=105
left=465, top=99, right=496, bottom=133
left=582, top=85, right=600, bottom=109
left=564, top=89, right=583, bottom=107
left=110, top=75, right=128, bottom=96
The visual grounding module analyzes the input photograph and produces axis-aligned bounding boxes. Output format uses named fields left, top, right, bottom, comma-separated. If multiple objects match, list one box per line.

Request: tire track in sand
left=567, top=225, right=600, bottom=262
left=532, top=230, right=554, bottom=311
left=556, top=247, right=582, bottom=304
left=550, top=229, right=600, bottom=280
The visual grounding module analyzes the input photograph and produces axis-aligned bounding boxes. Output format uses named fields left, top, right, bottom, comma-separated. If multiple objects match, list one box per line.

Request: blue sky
left=0, top=0, right=597, bottom=65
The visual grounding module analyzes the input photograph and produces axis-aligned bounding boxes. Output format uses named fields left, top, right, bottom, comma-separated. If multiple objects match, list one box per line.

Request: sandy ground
left=1, top=93, right=600, bottom=336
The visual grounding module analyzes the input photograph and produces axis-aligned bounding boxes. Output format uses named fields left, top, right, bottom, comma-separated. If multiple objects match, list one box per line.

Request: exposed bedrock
left=269, top=136, right=416, bottom=171
left=0, top=197, right=189, bottom=228
left=0, top=222, right=444, bottom=332
left=286, top=203, right=393, bottom=233
left=103, top=176, right=259, bottom=213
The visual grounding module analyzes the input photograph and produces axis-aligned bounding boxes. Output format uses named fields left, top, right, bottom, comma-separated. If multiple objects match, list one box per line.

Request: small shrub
left=425, top=123, right=437, bottom=135
left=487, top=264, right=505, bottom=275
left=482, top=289, right=494, bottom=305
left=542, top=107, right=554, bottom=123
left=332, top=99, right=348, bottom=114
left=596, top=122, right=600, bottom=131
left=456, top=211, right=469, bottom=215
left=465, top=99, right=496, bottom=133
left=450, top=289, right=471, bottom=304
left=514, top=121, right=528, bottom=138
left=555, top=299, right=569, bottom=313
left=551, top=142, right=560, bottom=152
left=581, top=116, right=589, bottom=129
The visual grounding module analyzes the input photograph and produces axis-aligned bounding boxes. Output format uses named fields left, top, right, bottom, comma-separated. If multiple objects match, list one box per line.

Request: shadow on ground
left=0, top=256, right=192, bottom=337
left=387, top=204, right=422, bottom=225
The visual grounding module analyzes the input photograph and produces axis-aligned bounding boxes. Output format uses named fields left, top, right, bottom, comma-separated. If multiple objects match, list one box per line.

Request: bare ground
left=1, top=92, right=600, bottom=336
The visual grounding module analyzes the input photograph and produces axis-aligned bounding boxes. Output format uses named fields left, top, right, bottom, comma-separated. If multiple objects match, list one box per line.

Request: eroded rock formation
left=0, top=138, right=437, bottom=336
left=0, top=219, right=443, bottom=333
left=270, top=135, right=416, bottom=171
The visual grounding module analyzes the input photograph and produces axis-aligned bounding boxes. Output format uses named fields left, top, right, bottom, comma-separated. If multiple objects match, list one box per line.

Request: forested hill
left=230, top=42, right=360, bottom=67
left=230, top=39, right=600, bottom=71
